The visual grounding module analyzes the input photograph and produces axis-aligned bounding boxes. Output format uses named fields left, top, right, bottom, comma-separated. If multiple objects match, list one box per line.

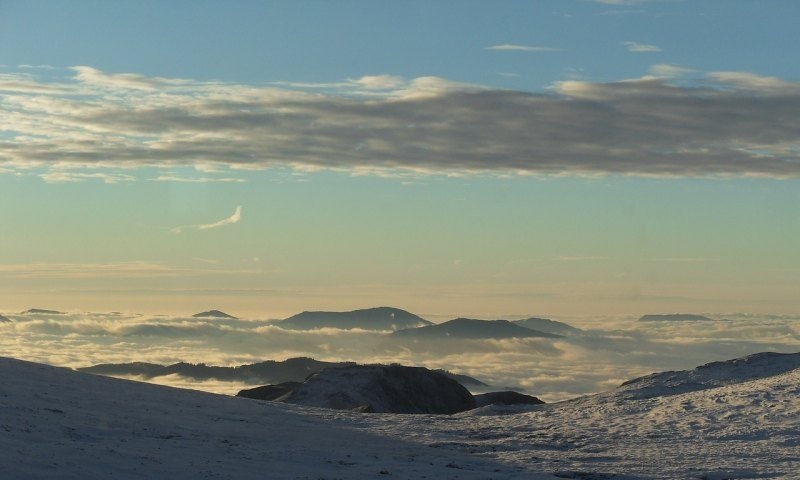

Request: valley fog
left=2, top=310, right=798, bottom=401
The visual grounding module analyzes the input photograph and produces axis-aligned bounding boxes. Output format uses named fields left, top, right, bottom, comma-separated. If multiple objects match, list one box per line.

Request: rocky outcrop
left=237, top=382, right=302, bottom=401
left=239, top=365, right=477, bottom=414
left=474, top=391, right=544, bottom=407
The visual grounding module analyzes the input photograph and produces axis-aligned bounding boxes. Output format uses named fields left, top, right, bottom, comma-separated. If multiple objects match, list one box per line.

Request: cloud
left=648, top=63, right=693, bottom=78
left=172, top=206, right=242, bottom=234
left=623, top=41, right=662, bottom=52
left=150, top=175, right=246, bottom=183
left=2, top=67, right=800, bottom=178
left=485, top=44, right=561, bottom=52
left=1, top=311, right=797, bottom=402
left=39, top=171, right=136, bottom=184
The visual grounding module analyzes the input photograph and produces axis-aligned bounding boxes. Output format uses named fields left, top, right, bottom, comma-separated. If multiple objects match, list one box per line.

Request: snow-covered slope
left=3, top=353, right=800, bottom=479
left=0, top=357, right=542, bottom=479
left=615, top=351, right=800, bottom=399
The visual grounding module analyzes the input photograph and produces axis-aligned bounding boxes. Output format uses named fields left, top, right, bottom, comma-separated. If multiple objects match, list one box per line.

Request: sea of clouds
left=2, top=310, right=798, bottom=402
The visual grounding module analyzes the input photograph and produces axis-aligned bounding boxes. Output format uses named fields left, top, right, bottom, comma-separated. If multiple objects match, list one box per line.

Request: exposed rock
left=279, top=307, right=431, bottom=331
left=264, top=365, right=477, bottom=414
left=474, top=391, right=544, bottom=407
left=0, top=314, right=10, bottom=323
left=237, top=382, right=302, bottom=401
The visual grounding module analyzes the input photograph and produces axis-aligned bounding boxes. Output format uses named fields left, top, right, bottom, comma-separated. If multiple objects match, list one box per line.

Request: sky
left=1, top=0, right=799, bottom=317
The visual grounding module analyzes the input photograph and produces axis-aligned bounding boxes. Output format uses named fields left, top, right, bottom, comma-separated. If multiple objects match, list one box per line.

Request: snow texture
left=2, top=354, right=799, bottom=479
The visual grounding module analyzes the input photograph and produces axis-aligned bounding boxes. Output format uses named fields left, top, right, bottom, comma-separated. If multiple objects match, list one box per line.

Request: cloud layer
left=1, top=310, right=798, bottom=401
left=2, top=66, right=800, bottom=178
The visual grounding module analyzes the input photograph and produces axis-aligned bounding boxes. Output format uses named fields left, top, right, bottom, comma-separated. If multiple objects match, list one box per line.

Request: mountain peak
left=192, top=310, right=237, bottom=319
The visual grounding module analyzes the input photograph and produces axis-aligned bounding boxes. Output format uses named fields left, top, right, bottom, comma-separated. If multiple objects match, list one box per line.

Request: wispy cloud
left=648, top=64, right=693, bottom=78
left=623, top=41, right=662, bottom=52
left=485, top=44, right=561, bottom=52
left=172, top=206, right=243, bottom=234
left=151, top=175, right=245, bottom=183
left=3, top=67, right=800, bottom=178
left=40, top=172, right=136, bottom=184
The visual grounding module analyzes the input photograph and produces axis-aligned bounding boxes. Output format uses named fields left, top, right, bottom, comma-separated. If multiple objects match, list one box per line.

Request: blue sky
left=1, top=0, right=799, bottom=316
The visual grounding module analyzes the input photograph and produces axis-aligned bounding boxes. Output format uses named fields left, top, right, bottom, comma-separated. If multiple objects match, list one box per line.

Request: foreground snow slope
left=343, top=354, right=800, bottom=479
left=0, top=357, right=543, bottom=480
left=2, top=354, right=800, bottom=479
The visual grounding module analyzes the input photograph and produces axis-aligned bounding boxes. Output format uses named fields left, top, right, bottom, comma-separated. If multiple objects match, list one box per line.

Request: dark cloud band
left=1, top=68, right=799, bottom=178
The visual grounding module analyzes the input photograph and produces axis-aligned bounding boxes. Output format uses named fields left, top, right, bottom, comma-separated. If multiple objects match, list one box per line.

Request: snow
left=2, top=354, right=800, bottom=479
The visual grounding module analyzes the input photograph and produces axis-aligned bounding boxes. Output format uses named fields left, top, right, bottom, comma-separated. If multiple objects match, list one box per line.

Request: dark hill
left=639, top=314, right=714, bottom=322
left=393, top=318, right=560, bottom=339
left=192, top=310, right=237, bottom=319
left=513, top=317, right=579, bottom=335
left=79, top=357, right=487, bottom=388
left=22, top=308, right=64, bottom=315
left=0, top=314, right=10, bottom=323
left=80, top=357, right=354, bottom=384
left=246, top=365, right=477, bottom=414
left=279, top=307, right=431, bottom=331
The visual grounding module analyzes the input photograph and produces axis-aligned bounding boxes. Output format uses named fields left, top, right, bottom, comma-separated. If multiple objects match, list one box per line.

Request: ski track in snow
left=1, top=356, right=799, bottom=479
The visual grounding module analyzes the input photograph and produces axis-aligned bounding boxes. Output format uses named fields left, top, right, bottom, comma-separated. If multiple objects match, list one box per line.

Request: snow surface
left=2, top=355, right=800, bottom=479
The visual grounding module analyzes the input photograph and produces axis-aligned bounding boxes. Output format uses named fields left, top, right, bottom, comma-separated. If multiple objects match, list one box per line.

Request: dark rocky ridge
left=79, top=357, right=487, bottom=388
left=474, top=391, right=545, bottom=407
left=0, top=314, right=10, bottom=323
left=238, top=365, right=541, bottom=414
left=251, top=365, right=477, bottom=414
left=279, top=306, right=432, bottom=331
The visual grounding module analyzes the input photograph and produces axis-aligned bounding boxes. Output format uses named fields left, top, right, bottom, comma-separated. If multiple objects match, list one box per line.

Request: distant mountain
left=392, top=318, right=561, bottom=340
left=512, top=317, right=580, bottom=335
left=80, top=357, right=354, bottom=384
left=616, top=352, right=800, bottom=400
left=240, top=365, right=477, bottom=414
left=639, top=313, right=714, bottom=322
left=22, top=308, right=64, bottom=315
left=192, top=310, right=237, bottom=319
left=279, top=307, right=432, bottom=331
left=80, top=357, right=487, bottom=389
